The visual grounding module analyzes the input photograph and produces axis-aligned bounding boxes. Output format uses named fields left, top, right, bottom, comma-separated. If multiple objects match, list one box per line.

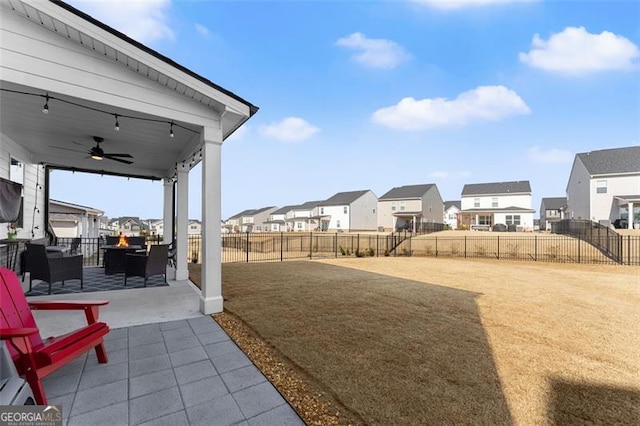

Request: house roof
left=228, top=209, right=256, bottom=220
left=462, top=181, right=531, bottom=196
left=49, top=199, right=103, bottom=215
left=379, top=184, right=436, bottom=200
left=245, top=206, right=277, bottom=216
left=576, top=146, right=640, bottom=175
left=320, top=190, right=370, bottom=206
left=272, top=205, right=297, bottom=215
left=292, top=201, right=322, bottom=211
left=444, top=200, right=461, bottom=211
left=541, top=197, right=567, bottom=210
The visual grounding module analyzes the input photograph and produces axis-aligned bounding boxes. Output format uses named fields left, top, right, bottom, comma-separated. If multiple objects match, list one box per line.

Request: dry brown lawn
left=193, top=258, right=639, bottom=425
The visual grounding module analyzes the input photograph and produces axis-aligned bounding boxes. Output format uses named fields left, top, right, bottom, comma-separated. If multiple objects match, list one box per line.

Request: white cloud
left=68, top=0, right=174, bottom=44
left=195, top=24, right=210, bottom=37
left=414, top=0, right=535, bottom=10
left=519, top=27, right=639, bottom=74
left=336, top=32, right=410, bottom=69
left=528, top=147, right=573, bottom=163
left=372, top=85, right=530, bottom=130
left=260, top=117, right=320, bottom=142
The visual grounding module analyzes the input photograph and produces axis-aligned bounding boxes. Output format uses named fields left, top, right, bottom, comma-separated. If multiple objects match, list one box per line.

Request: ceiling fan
left=51, top=136, right=134, bottom=164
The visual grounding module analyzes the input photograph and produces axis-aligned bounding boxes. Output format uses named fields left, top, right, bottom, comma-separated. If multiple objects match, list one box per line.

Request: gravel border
left=213, top=311, right=361, bottom=425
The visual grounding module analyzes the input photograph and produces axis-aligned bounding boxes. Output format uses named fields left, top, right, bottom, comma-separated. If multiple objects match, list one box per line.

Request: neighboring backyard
left=191, top=258, right=640, bottom=425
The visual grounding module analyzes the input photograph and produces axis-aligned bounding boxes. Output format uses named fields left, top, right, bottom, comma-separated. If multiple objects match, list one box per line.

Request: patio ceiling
left=1, top=81, right=202, bottom=180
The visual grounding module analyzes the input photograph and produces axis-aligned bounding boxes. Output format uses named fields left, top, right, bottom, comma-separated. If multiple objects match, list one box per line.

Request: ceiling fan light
left=91, top=154, right=103, bottom=160
left=114, top=115, right=120, bottom=131
left=169, top=121, right=175, bottom=138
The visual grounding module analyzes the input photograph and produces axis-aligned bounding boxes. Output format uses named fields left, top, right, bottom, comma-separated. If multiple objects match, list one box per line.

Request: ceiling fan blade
left=50, top=145, right=87, bottom=154
left=103, top=153, right=134, bottom=158
left=71, top=140, right=88, bottom=147
left=104, top=155, right=133, bottom=164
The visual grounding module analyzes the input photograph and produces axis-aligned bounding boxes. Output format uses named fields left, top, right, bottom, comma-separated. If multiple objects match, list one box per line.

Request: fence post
left=357, top=233, right=360, bottom=255
left=626, top=236, right=630, bottom=266
left=246, top=231, right=249, bottom=263
left=280, top=232, right=283, bottom=262
left=435, top=237, right=438, bottom=257
left=534, top=235, right=537, bottom=261
left=376, top=234, right=379, bottom=257
left=497, top=236, right=500, bottom=260
left=577, top=235, right=581, bottom=263
left=464, top=236, right=467, bottom=259
left=309, top=232, right=313, bottom=259
left=335, top=233, right=338, bottom=258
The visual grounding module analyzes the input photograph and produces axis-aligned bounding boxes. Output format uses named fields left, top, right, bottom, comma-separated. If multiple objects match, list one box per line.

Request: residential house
left=377, top=184, right=443, bottom=232
left=111, top=216, right=142, bottom=236
left=539, top=197, right=567, bottom=231
left=240, top=206, right=277, bottom=232
left=225, top=209, right=255, bottom=233
left=459, top=181, right=535, bottom=231
left=317, top=190, right=378, bottom=232
left=286, top=201, right=323, bottom=232
left=264, top=205, right=296, bottom=232
left=0, top=0, right=257, bottom=315
left=443, top=200, right=461, bottom=230
left=147, top=219, right=165, bottom=237
left=565, top=146, right=640, bottom=229
left=49, top=199, right=103, bottom=238
left=188, top=219, right=202, bottom=235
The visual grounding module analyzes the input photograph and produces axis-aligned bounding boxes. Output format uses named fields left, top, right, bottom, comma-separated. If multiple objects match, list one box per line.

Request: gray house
left=378, top=184, right=444, bottom=232
left=317, top=190, right=378, bottom=232
left=539, top=197, right=567, bottom=231
left=565, top=146, right=640, bottom=228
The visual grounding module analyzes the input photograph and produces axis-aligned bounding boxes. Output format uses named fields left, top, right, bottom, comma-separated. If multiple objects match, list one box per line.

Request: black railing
left=551, top=219, right=623, bottom=263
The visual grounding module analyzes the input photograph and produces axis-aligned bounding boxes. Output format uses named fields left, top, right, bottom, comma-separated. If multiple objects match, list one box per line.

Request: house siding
left=349, top=191, right=378, bottom=231
left=461, top=193, right=531, bottom=210
left=421, top=188, right=444, bottom=223
left=1, top=138, right=46, bottom=240
left=590, top=175, right=640, bottom=223
left=566, top=159, right=592, bottom=220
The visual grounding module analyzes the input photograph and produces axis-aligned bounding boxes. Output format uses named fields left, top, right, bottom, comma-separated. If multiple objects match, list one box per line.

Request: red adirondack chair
left=0, top=267, right=110, bottom=404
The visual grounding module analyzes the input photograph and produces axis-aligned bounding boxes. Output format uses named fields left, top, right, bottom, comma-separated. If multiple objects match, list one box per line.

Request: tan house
left=378, top=184, right=443, bottom=232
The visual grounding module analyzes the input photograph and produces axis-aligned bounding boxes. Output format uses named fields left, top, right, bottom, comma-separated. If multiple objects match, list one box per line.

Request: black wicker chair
left=25, top=243, right=84, bottom=294
left=124, top=244, right=169, bottom=286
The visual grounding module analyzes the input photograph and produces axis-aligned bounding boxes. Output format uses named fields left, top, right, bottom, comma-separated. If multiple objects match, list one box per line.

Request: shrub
left=384, top=249, right=390, bottom=257
left=355, top=250, right=364, bottom=257
left=368, top=248, right=375, bottom=257
left=339, top=245, right=346, bottom=256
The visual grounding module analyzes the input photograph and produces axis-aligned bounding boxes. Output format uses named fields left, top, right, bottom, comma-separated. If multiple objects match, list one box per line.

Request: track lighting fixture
left=114, top=114, right=120, bottom=131
left=169, top=121, right=175, bottom=138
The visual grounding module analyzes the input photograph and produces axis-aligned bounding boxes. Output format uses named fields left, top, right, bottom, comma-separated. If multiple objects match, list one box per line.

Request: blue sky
left=52, top=0, right=640, bottom=221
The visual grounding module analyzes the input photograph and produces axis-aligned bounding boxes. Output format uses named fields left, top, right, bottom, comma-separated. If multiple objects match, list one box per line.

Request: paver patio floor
left=43, top=316, right=303, bottom=426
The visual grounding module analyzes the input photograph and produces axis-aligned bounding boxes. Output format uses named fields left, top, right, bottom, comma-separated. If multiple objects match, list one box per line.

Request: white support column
left=629, top=202, right=634, bottom=229
left=200, top=126, right=224, bottom=314
left=80, top=214, right=89, bottom=238
left=175, top=165, right=189, bottom=281
left=163, top=178, right=174, bottom=244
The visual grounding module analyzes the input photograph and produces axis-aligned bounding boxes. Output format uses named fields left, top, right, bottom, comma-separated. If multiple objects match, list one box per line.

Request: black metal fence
left=4, top=232, right=638, bottom=275
left=551, top=219, right=622, bottom=263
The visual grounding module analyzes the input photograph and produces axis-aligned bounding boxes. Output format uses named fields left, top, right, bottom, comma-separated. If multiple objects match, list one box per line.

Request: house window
left=391, top=203, right=396, bottom=211
left=9, top=158, right=24, bottom=227
left=343, top=206, right=348, bottom=214
left=297, top=222, right=302, bottom=229
left=400, top=202, right=406, bottom=211
left=373, top=208, right=376, bottom=214
left=506, top=215, right=521, bottom=225
left=474, top=198, right=480, bottom=208
left=320, top=207, right=324, bottom=215
left=336, top=220, right=341, bottom=228
left=596, top=180, right=607, bottom=194
left=492, top=198, right=498, bottom=208
left=478, top=215, right=491, bottom=225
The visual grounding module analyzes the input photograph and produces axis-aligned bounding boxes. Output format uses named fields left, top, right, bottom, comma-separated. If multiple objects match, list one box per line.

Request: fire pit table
left=102, top=244, right=146, bottom=275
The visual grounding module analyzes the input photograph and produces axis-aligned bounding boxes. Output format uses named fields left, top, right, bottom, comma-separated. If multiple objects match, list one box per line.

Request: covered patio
left=0, top=1, right=303, bottom=423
